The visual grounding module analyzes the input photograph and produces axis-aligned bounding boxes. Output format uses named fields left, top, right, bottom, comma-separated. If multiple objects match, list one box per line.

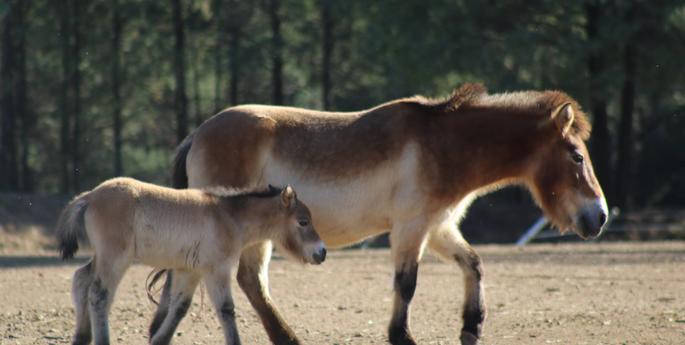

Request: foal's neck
left=218, top=197, right=280, bottom=246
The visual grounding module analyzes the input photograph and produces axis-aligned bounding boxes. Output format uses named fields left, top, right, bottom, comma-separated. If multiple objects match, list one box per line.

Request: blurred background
left=1, top=0, right=684, bottom=246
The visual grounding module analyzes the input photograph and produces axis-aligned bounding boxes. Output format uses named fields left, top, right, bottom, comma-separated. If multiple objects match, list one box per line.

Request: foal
left=56, top=177, right=326, bottom=345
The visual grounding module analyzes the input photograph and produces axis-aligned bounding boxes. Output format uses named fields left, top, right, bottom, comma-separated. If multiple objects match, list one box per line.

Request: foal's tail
left=172, top=133, right=194, bottom=189
left=56, top=192, right=90, bottom=260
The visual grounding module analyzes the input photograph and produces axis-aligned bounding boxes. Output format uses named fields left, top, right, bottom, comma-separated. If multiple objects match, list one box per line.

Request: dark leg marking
left=150, top=297, right=192, bottom=345
left=89, top=278, right=109, bottom=308
left=149, top=271, right=173, bottom=339
left=220, top=301, right=236, bottom=320
left=394, top=262, right=419, bottom=302
left=389, top=262, right=418, bottom=345
left=455, top=252, right=486, bottom=343
left=89, top=278, right=110, bottom=345
left=219, top=300, right=241, bottom=345
left=72, top=333, right=91, bottom=345
left=72, top=262, right=93, bottom=345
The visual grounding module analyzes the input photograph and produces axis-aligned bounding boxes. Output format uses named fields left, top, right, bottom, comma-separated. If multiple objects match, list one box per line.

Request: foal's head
left=271, top=185, right=327, bottom=265
left=527, top=101, right=608, bottom=239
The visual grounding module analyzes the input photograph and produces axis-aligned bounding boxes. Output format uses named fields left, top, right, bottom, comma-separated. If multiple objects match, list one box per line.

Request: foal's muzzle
left=576, top=197, right=609, bottom=239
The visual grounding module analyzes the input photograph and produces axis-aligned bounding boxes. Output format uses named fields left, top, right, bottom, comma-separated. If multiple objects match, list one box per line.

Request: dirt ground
left=1, top=241, right=684, bottom=345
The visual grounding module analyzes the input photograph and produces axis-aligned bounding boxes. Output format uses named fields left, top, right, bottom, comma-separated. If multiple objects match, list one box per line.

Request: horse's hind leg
left=149, top=270, right=173, bottom=339
left=237, top=241, right=300, bottom=345
left=387, top=223, right=429, bottom=345
left=149, top=270, right=200, bottom=345
left=428, top=223, right=485, bottom=345
left=72, top=260, right=94, bottom=345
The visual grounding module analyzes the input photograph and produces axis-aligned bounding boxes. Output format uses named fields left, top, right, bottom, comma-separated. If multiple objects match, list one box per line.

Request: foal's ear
left=551, top=103, right=574, bottom=136
left=281, top=185, right=297, bottom=210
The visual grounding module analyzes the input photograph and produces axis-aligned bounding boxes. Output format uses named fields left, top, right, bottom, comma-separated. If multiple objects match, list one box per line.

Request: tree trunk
left=1, top=1, right=19, bottom=191
left=585, top=1, right=612, bottom=202
left=172, top=0, right=188, bottom=143
left=616, top=41, right=637, bottom=209
left=58, top=0, right=71, bottom=193
left=213, top=0, right=223, bottom=113
left=320, top=0, right=333, bottom=110
left=267, top=0, right=283, bottom=105
left=228, top=27, right=241, bottom=106
left=15, top=0, right=33, bottom=192
left=112, top=0, right=124, bottom=176
left=71, top=0, right=82, bottom=191
left=191, top=50, right=202, bottom=126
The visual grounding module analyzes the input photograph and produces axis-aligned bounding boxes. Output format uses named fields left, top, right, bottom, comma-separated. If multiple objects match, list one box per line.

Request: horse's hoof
left=460, top=331, right=481, bottom=345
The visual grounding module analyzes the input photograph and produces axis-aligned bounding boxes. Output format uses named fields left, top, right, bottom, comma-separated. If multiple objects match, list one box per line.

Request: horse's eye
left=298, top=219, right=309, bottom=227
left=571, top=152, right=584, bottom=164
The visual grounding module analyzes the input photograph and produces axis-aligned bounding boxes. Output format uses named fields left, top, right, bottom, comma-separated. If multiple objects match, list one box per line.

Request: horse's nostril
left=312, top=248, right=326, bottom=264
left=598, top=212, right=607, bottom=226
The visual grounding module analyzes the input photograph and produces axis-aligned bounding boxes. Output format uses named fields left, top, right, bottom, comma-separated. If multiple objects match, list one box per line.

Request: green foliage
left=1, top=0, right=684, bottom=208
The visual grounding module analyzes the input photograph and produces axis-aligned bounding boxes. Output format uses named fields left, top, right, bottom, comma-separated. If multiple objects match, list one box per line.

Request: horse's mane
left=404, top=83, right=591, bottom=140
left=202, top=184, right=282, bottom=199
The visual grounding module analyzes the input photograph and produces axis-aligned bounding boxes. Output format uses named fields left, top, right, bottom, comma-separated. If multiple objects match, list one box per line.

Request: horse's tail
left=56, top=191, right=90, bottom=260
left=146, top=268, right=168, bottom=305
left=172, top=133, right=194, bottom=189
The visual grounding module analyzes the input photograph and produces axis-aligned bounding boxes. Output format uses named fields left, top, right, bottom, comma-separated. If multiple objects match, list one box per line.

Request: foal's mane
left=403, top=83, right=592, bottom=140
left=203, top=185, right=282, bottom=199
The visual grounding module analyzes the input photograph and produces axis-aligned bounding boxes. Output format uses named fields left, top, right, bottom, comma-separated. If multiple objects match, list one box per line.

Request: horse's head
left=274, top=185, right=327, bottom=264
left=527, top=102, right=608, bottom=239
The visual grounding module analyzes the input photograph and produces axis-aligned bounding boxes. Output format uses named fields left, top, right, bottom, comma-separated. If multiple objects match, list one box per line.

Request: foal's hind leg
left=387, top=222, right=429, bottom=345
left=149, top=270, right=173, bottom=339
left=237, top=241, right=300, bottom=345
left=88, top=256, right=129, bottom=345
left=428, top=223, right=485, bottom=345
left=72, top=260, right=94, bottom=345
left=149, top=270, right=200, bottom=345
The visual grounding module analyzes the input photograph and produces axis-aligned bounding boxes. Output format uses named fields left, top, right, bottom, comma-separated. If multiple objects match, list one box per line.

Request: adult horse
left=154, top=83, right=608, bottom=345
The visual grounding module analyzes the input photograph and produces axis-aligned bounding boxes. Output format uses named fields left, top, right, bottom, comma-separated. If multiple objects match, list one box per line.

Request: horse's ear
left=551, top=103, right=574, bottom=136
left=281, top=185, right=297, bottom=210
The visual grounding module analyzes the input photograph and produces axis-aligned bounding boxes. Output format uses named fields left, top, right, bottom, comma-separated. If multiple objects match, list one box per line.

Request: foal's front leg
left=205, top=264, right=241, bottom=345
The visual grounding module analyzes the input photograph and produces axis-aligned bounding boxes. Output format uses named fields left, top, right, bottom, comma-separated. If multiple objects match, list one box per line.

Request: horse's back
left=187, top=103, right=415, bottom=188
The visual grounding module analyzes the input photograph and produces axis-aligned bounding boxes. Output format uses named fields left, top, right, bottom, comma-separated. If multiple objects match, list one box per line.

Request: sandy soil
left=1, top=241, right=684, bottom=345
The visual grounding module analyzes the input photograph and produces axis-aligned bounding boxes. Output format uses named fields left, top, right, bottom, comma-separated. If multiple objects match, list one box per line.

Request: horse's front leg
left=205, top=264, right=241, bottom=345
left=388, top=221, right=430, bottom=345
left=237, top=241, right=300, bottom=345
left=428, top=223, right=485, bottom=345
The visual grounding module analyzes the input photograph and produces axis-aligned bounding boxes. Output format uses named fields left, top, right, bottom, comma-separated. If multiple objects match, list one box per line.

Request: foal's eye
left=571, top=152, right=584, bottom=164
left=298, top=219, right=309, bottom=227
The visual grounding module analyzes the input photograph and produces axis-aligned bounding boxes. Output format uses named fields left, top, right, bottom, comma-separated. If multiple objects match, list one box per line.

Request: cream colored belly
left=261, top=144, right=425, bottom=248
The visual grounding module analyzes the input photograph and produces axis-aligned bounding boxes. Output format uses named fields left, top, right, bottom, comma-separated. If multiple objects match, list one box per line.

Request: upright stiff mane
left=203, top=184, right=282, bottom=199
left=404, top=83, right=592, bottom=140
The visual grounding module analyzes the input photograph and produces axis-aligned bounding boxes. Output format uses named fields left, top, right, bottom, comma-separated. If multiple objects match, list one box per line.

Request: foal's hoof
left=460, top=331, right=481, bottom=345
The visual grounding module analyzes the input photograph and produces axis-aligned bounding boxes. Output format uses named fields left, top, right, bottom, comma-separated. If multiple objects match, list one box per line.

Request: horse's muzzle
left=576, top=197, right=608, bottom=239
left=312, top=247, right=327, bottom=265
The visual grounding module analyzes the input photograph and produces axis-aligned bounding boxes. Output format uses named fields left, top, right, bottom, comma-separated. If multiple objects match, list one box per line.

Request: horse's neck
left=427, top=109, right=550, bottom=200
